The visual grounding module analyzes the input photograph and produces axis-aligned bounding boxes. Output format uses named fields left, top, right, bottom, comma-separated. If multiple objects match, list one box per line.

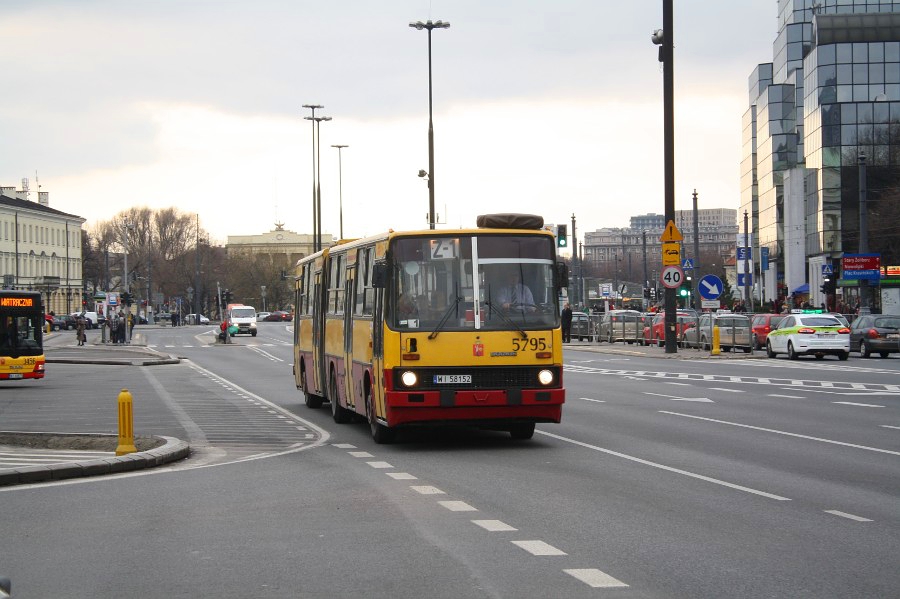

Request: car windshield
left=232, top=308, right=255, bottom=318
left=797, top=316, right=842, bottom=327
left=873, top=317, right=900, bottom=329
left=389, top=234, right=559, bottom=331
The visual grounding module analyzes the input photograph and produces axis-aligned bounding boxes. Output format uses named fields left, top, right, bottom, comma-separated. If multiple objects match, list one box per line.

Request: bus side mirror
left=372, top=262, right=388, bottom=288
left=556, top=262, right=569, bottom=289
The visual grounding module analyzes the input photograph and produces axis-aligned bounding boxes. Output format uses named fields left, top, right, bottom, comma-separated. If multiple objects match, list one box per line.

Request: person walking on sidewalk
left=75, top=313, right=86, bottom=346
left=561, top=302, right=573, bottom=343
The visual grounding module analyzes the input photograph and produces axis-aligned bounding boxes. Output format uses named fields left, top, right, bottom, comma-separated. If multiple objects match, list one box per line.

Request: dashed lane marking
left=512, top=540, right=567, bottom=556
left=472, top=519, right=517, bottom=532
left=564, top=569, right=629, bottom=588
left=825, top=510, right=873, bottom=522
left=438, top=500, right=478, bottom=512
left=832, top=401, right=885, bottom=408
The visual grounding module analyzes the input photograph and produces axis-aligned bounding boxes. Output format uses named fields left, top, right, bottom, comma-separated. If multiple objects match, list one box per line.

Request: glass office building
left=742, top=0, right=900, bottom=307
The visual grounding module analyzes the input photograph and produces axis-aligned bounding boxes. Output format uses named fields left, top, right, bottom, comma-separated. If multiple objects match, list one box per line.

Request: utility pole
left=744, top=210, right=752, bottom=311
left=692, top=189, right=700, bottom=312
left=571, top=213, right=578, bottom=306
left=858, top=154, right=871, bottom=315
left=642, top=230, right=648, bottom=310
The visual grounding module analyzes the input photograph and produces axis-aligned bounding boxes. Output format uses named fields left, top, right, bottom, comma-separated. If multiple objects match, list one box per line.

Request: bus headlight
left=537, top=369, right=554, bottom=386
left=400, top=371, right=418, bottom=387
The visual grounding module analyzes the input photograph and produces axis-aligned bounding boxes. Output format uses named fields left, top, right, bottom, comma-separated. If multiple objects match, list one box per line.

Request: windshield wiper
left=428, top=296, right=463, bottom=340
left=483, top=300, right=528, bottom=339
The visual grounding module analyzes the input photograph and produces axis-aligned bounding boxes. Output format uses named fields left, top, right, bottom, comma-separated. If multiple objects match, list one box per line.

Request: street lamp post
left=331, top=144, right=348, bottom=239
left=302, top=104, right=324, bottom=252
left=858, top=154, right=871, bottom=316
left=123, top=218, right=134, bottom=345
left=409, top=18, right=450, bottom=230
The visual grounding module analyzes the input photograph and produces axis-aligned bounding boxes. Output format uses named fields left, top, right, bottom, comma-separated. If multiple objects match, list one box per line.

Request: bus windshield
left=390, top=234, right=559, bottom=331
left=0, top=314, right=42, bottom=356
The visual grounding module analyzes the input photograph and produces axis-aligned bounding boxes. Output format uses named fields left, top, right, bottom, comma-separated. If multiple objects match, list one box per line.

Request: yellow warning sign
left=662, top=242, right=681, bottom=266
left=660, top=220, right=684, bottom=242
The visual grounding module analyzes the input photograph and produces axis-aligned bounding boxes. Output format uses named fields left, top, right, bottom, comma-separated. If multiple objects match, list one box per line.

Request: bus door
left=311, top=267, right=326, bottom=396
left=342, top=266, right=356, bottom=410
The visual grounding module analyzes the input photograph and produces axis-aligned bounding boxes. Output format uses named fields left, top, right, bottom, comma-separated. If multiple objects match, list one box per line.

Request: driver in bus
left=496, top=270, right=536, bottom=312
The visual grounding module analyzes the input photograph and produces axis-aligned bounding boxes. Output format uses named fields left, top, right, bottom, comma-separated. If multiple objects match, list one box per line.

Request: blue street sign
left=822, top=264, right=833, bottom=276
left=761, top=247, right=769, bottom=271
left=682, top=258, right=694, bottom=270
left=698, top=274, right=723, bottom=300
left=737, top=246, right=752, bottom=261
left=737, top=273, right=753, bottom=287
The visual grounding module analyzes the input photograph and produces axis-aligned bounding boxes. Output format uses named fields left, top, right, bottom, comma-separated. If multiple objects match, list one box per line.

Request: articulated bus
left=0, top=290, right=46, bottom=380
left=293, top=213, right=567, bottom=443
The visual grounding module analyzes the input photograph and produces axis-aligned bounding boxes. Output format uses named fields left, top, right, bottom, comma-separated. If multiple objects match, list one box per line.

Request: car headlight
left=537, top=369, right=554, bottom=385
left=400, top=371, right=418, bottom=387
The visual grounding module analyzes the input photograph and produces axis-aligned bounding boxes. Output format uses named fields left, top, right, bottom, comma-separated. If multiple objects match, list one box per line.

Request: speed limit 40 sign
left=660, top=265, right=685, bottom=289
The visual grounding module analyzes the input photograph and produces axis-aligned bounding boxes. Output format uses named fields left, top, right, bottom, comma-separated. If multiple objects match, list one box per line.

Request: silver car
left=681, top=313, right=752, bottom=352
left=597, top=310, right=643, bottom=344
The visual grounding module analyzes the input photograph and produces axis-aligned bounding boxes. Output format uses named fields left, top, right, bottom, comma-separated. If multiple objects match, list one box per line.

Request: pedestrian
left=75, top=313, right=86, bottom=346
left=561, top=302, right=573, bottom=343
left=109, top=311, right=120, bottom=344
left=117, top=310, right=127, bottom=344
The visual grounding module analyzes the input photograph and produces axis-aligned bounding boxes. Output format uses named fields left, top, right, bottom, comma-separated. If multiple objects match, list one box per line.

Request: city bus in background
left=0, top=290, right=46, bottom=380
left=293, top=213, right=568, bottom=443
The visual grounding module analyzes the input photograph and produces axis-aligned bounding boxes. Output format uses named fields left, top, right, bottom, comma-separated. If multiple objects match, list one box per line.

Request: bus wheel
left=330, top=372, right=352, bottom=424
left=509, top=423, right=535, bottom=440
left=367, top=389, right=395, bottom=444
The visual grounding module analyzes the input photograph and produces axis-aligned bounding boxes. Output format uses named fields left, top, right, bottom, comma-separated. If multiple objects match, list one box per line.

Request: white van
left=72, top=311, right=100, bottom=329
left=227, top=305, right=257, bottom=337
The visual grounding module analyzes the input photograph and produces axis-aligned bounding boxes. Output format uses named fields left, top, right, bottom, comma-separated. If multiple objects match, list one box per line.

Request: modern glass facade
left=743, top=0, right=900, bottom=306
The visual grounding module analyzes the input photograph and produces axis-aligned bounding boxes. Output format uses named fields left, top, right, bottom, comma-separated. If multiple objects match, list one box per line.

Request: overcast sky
left=0, top=0, right=776, bottom=249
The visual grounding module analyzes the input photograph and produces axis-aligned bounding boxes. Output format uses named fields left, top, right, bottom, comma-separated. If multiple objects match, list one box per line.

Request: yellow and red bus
left=293, top=213, right=567, bottom=443
left=0, top=291, right=46, bottom=380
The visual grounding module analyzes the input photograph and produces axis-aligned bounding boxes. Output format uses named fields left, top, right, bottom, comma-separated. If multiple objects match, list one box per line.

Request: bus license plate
left=8, top=373, right=22, bottom=379
left=434, top=374, right=471, bottom=384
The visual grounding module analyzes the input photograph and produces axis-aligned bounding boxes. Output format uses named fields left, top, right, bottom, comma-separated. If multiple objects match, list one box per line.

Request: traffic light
left=224, top=290, right=233, bottom=304
left=556, top=224, right=568, bottom=248
left=122, top=292, right=133, bottom=306
left=679, top=276, right=693, bottom=298
left=821, top=277, right=836, bottom=295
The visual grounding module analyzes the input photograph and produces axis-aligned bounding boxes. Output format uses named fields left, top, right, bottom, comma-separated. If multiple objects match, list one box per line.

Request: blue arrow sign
left=698, top=274, right=723, bottom=300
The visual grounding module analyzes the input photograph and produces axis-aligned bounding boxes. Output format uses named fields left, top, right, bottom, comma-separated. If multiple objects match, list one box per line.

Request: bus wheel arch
left=366, top=384, right=395, bottom=444
left=330, top=365, right=352, bottom=424
left=301, top=360, right=323, bottom=409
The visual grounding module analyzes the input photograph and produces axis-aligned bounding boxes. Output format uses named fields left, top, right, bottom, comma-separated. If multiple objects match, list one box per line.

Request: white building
left=0, top=186, right=85, bottom=315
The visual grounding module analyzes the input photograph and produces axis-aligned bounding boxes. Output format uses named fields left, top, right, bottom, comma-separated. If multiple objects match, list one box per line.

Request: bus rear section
left=0, top=291, right=46, bottom=380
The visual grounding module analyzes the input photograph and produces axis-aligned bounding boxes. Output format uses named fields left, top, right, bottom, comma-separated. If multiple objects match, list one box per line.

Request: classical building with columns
left=0, top=186, right=85, bottom=315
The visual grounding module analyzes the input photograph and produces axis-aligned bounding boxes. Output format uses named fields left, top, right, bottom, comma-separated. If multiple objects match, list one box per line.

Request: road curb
left=0, top=433, right=190, bottom=487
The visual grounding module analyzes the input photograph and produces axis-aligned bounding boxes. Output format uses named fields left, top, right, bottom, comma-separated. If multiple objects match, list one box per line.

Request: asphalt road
left=0, top=323, right=898, bottom=598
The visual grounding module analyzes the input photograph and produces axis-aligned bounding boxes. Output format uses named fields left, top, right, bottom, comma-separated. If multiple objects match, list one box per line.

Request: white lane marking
left=512, top=540, right=567, bottom=556
left=580, top=397, right=606, bottom=403
left=332, top=443, right=356, bottom=449
left=666, top=382, right=691, bottom=386
left=472, top=519, right=517, bottom=532
left=410, top=485, right=445, bottom=495
left=661, top=411, right=900, bottom=457
left=832, top=401, right=884, bottom=408
left=564, top=568, right=629, bottom=589
left=367, top=461, right=393, bottom=469
left=825, top=510, right=873, bottom=522
left=438, top=500, right=477, bottom=512
left=386, top=472, right=417, bottom=480
left=249, top=346, right=284, bottom=362
left=644, top=392, right=713, bottom=403
left=709, top=387, right=744, bottom=393
left=537, top=430, right=790, bottom=501
left=769, top=394, right=804, bottom=399
left=882, top=425, right=900, bottom=430
left=348, top=451, right=374, bottom=458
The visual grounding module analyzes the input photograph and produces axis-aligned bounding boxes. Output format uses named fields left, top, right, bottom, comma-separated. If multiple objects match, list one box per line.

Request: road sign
left=660, top=265, right=685, bottom=289
left=660, top=220, right=684, bottom=242
left=822, top=264, right=833, bottom=276
left=702, top=299, right=720, bottom=309
left=737, top=273, right=753, bottom=287
left=842, top=253, right=881, bottom=280
left=698, top=274, right=723, bottom=300
left=662, top=242, right=681, bottom=266
left=737, top=246, right=752, bottom=261
left=682, top=258, right=694, bottom=270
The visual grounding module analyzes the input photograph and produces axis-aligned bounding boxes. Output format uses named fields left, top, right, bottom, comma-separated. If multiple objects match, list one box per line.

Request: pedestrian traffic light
left=556, top=224, right=568, bottom=248
left=821, top=277, right=836, bottom=295
left=122, top=292, right=133, bottom=306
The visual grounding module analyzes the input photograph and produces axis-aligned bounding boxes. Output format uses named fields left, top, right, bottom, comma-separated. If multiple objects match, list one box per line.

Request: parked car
left=52, top=314, right=77, bottom=331
left=849, top=314, right=900, bottom=358
left=750, top=313, right=786, bottom=350
left=185, top=313, right=210, bottom=325
left=682, top=312, right=752, bottom=352
left=765, top=313, right=850, bottom=360
left=597, top=310, right=642, bottom=344
left=570, top=312, right=595, bottom=341
left=256, top=311, right=272, bottom=322
left=643, top=312, right=697, bottom=347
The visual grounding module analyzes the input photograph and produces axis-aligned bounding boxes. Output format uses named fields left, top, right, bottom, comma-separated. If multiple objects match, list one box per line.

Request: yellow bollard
left=115, top=388, right=137, bottom=455
left=711, top=325, right=721, bottom=356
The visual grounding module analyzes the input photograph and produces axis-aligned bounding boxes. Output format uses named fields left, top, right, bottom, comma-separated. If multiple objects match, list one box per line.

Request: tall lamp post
left=409, top=18, right=450, bottom=230
left=331, top=144, right=348, bottom=239
left=858, top=153, right=871, bottom=315
left=123, top=218, right=134, bottom=345
left=303, top=104, right=324, bottom=252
